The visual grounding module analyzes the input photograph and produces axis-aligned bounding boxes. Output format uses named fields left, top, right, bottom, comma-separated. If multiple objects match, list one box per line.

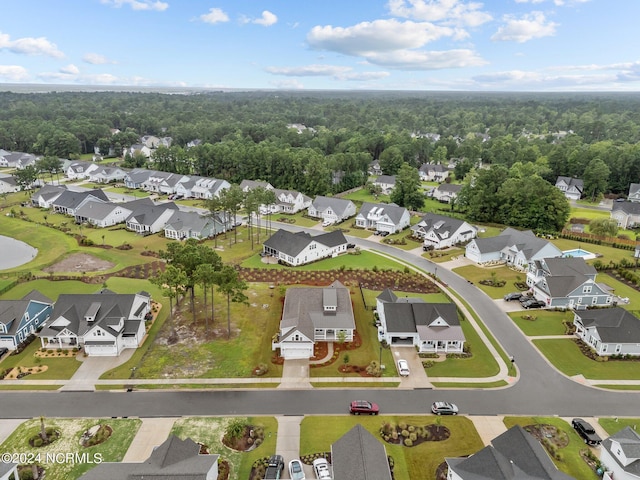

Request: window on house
left=592, top=296, right=598, bottom=304
left=583, top=285, right=592, bottom=293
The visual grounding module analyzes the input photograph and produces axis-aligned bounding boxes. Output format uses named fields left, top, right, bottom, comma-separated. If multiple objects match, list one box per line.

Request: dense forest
left=1, top=90, right=640, bottom=197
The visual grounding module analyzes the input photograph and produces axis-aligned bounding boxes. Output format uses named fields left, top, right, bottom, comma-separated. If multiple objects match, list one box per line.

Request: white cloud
left=60, top=64, right=79, bottom=75
left=0, top=65, right=29, bottom=81
left=307, top=19, right=454, bottom=56
left=515, top=0, right=589, bottom=5
left=491, top=11, right=557, bottom=43
left=199, top=8, right=229, bottom=24
left=83, top=53, right=114, bottom=65
left=0, top=31, right=64, bottom=58
left=337, top=71, right=391, bottom=81
left=100, top=0, right=168, bottom=11
left=250, top=10, right=278, bottom=27
left=270, top=79, right=305, bottom=89
left=366, top=48, right=487, bottom=69
left=266, top=64, right=390, bottom=82
left=387, top=0, right=492, bottom=27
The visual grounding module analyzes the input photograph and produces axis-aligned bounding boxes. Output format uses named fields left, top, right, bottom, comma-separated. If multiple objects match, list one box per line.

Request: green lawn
left=422, top=247, right=465, bottom=263
left=452, top=265, right=527, bottom=299
left=597, top=273, right=640, bottom=308
left=342, top=188, right=391, bottom=205
left=361, top=288, right=450, bottom=307
left=241, top=250, right=407, bottom=271
left=0, top=340, right=81, bottom=380
left=532, top=338, right=640, bottom=380
left=503, top=416, right=599, bottom=479
left=106, top=186, right=150, bottom=197
left=300, top=415, right=483, bottom=480
left=0, top=417, right=141, bottom=480
left=508, top=310, right=573, bottom=336
left=599, top=417, right=640, bottom=435
left=551, top=237, right=637, bottom=266
left=170, top=416, right=277, bottom=480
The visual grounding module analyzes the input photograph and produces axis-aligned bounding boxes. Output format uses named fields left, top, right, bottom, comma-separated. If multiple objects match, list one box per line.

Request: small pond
left=0, top=235, right=38, bottom=270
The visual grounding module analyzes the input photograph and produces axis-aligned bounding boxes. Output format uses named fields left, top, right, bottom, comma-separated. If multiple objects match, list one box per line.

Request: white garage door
left=282, top=346, right=313, bottom=360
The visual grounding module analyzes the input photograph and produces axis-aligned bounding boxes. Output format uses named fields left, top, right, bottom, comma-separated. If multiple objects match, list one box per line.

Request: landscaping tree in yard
left=205, top=195, right=224, bottom=248
left=195, top=261, right=222, bottom=332
left=150, top=265, right=187, bottom=321
left=390, top=162, right=424, bottom=211
left=583, top=157, right=610, bottom=202
left=13, top=164, right=39, bottom=191
left=589, top=218, right=619, bottom=237
left=219, top=184, right=245, bottom=245
left=215, top=265, right=249, bottom=340
left=458, top=165, right=509, bottom=223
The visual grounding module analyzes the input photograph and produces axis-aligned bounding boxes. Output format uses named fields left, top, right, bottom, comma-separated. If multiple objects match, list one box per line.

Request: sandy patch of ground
left=44, top=253, right=115, bottom=273
left=4, top=365, right=49, bottom=379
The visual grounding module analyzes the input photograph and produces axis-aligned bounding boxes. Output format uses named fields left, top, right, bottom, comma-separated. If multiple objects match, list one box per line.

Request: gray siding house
left=611, top=201, right=640, bottom=229
left=555, top=176, right=584, bottom=200
left=574, top=308, right=640, bottom=357
left=600, top=427, right=640, bottom=480
left=355, top=202, right=410, bottom=233
left=308, top=196, right=357, bottom=223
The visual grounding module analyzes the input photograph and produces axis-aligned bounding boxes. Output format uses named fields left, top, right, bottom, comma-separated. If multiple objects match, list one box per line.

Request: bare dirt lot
left=43, top=253, right=115, bottom=273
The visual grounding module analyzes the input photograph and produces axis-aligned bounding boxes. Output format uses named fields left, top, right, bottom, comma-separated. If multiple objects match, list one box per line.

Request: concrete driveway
left=390, top=346, right=433, bottom=389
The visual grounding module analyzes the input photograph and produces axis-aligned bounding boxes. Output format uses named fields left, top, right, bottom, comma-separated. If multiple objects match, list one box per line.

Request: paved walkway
left=121, top=417, right=177, bottom=462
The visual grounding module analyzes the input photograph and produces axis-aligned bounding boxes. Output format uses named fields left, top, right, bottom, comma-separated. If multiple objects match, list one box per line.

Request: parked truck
left=264, top=454, right=285, bottom=479
left=572, top=418, right=602, bottom=446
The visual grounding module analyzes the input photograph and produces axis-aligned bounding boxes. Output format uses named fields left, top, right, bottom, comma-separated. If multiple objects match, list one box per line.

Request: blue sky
left=1, top=0, right=639, bottom=91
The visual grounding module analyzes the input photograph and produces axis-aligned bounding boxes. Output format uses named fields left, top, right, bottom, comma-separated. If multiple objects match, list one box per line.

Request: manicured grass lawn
left=381, top=231, right=424, bottom=251
left=476, top=225, right=504, bottom=238
left=452, top=265, right=527, bottom=299
left=171, top=416, right=277, bottom=480
left=551, top=237, right=637, bottom=266
left=241, top=250, right=407, bottom=271
left=532, top=338, right=640, bottom=380
left=508, top=310, right=572, bottom=336
left=0, top=340, right=81, bottom=380
left=276, top=212, right=320, bottom=227
left=597, top=273, right=640, bottom=309
left=422, top=247, right=464, bottom=263
left=361, top=288, right=450, bottom=307
left=300, top=415, right=484, bottom=480
left=0, top=417, right=141, bottom=480
left=106, top=186, right=150, bottom=197
left=431, top=380, right=508, bottom=388
left=342, top=188, right=391, bottom=205
left=333, top=223, right=374, bottom=238
left=599, top=417, right=640, bottom=434
left=503, top=416, right=598, bottom=479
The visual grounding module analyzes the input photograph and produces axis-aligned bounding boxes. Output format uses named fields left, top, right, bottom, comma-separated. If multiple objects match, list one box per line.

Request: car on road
left=289, top=459, right=306, bottom=480
left=312, top=458, right=331, bottom=479
left=504, top=292, right=524, bottom=301
left=572, top=418, right=602, bottom=445
left=264, top=455, right=284, bottom=479
left=522, top=298, right=546, bottom=309
left=346, top=243, right=356, bottom=249
left=397, top=359, right=410, bottom=376
left=349, top=400, right=379, bottom=415
left=431, top=401, right=459, bottom=415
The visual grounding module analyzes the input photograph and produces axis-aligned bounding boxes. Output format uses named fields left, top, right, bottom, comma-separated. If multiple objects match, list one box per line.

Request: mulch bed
left=380, top=422, right=451, bottom=446
left=524, top=424, right=569, bottom=448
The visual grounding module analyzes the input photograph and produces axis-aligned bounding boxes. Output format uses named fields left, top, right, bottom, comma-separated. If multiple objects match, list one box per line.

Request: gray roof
left=359, top=202, right=408, bottom=226
left=263, top=229, right=347, bottom=257
left=383, top=301, right=464, bottom=341
left=419, top=163, right=449, bottom=173
left=79, top=435, right=219, bottom=479
left=331, top=425, right=392, bottom=480
left=411, top=212, right=474, bottom=239
left=281, top=281, right=355, bottom=340
left=575, top=307, right=640, bottom=343
left=165, top=210, right=213, bottom=233
left=53, top=189, right=109, bottom=210
left=601, top=427, right=640, bottom=477
left=436, top=183, right=463, bottom=193
left=376, top=288, right=398, bottom=304
left=0, top=290, right=52, bottom=336
left=125, top=168, right=152, bottom=184
left=32, top=184, right=68, bottom=202
left=471, top=228, right=560, bottom=259
left=240, top=179, right=272, bottom=191
left=447, top=425, right=575, bottom=480
left=126, top=201, right=179, bottom=226
left=534, top=257, right=598, bottom=298
left=612, top=201, right=640, bottom=215
left=556, top=176, right=584, bottom=192
left=0, top=175, right=17, bottom=186
left=374, top=175, right=396, bottom=185
left=75, top=200, right=126, bottom=221
left=311, top=195, right=355, bottom=217
left=629, top=183, right=640, bottom=196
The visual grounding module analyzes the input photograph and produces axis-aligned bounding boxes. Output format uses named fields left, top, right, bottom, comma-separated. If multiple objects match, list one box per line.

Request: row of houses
left=0, top=289, right=152, bottom=357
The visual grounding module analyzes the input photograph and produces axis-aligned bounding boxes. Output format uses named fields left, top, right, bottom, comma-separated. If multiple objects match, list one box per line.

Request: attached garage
left=280, top=343, right=314, bottom=360
left=84, top=341, right=118, bottom=356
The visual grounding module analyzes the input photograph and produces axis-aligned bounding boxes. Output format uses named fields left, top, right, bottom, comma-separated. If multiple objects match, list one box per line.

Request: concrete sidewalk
left=122, top=417, right=177, bottom=462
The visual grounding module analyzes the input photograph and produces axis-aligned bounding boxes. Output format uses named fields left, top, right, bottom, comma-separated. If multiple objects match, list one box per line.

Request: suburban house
left=125, top=143, right=152, bottom=158
left=628, top=183, right=640, bottom=203
left=0, top=291, right=53, bottom=351
left=419, top=163, right=450, bottom=182
left=573, top=308, right=640, bottom=357
left=87, top=165, right=127, bottom=184
left=376, top=289, right=465, bottom=353
left=262, top=188, right=311, bottom=214
left=39, top=290, right=151, bottom=356
left=0, top=151, right=38, bottom=169
left=31, top=184, right=68, bottom=208
left=373, top=175, right=396, bottom=194
left=465, top=227, right=563, bottom=268
left=432, top=183, right=462, bottom=203
left=368, top=160, right=383, bottom=176
left=308, top=196, right=357, bottom=224
left=599, top=427, right=640, bottom=480
left=65, top=161, right=99, bottom=180
left=555, top=176, right=584, bottom=200
left=79, top=435, right=218, bottom=480
left=355, top=202, right=410, bottom=233
left=124, top=168, right=153, bottom=189
left=272, top=281, right=355, bottom=359
left=527, top=257, right=613, bottom=309
left=0, top=175, right=18, bottom=194
left=163, top=210, right=223, bottom=240
left=51, top=189, right=110, bottom=216
left=331, top=425, right=392, bottom=480
left=190, top=177, right=230, bottom=199
left=611, top=201, right=640, bottom=229
left=263, top=229, right=348, bottom=266
left=0, top=463, right=18, bottom=480
left=239, top=179, right=274, bottom=192
left=126, top=201, right=179, bottom=234
left=143, top=171, right=190, bottom=195
left=446, top=425, right=574, bottom=480
left=411, top=213, right=477, bottom=249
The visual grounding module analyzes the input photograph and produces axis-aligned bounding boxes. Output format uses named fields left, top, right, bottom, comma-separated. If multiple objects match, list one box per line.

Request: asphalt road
left=1, top=222, right=639, bottom=419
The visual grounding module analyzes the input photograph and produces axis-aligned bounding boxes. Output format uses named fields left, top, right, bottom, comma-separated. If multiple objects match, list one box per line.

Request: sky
left=1, top=0, right=640, bottom=92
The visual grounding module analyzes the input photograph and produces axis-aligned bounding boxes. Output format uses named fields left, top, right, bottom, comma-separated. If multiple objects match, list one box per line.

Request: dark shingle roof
left=332, top=425, right=392, bottom=480
left=359, top=202, right=408, bottom=226
left=263, top=229, right=347, bottom=257
left=575, top=307, right=640, bottom=343
left=601, top=427, right=640, bottom=477
left=311, top=196, right=355, bottom=217
left=471, top=227, right=560, bottom=259
left=612, top=201, right=640, bottom=215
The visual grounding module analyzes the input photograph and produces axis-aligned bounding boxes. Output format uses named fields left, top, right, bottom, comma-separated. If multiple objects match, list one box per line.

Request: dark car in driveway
left=522, top=298, right=546, bottom=309
left=349, top=400, right=379, bottom=415
left=572, top=418, right=602, bottom=445
left=504, top=292, right=524, bottom=301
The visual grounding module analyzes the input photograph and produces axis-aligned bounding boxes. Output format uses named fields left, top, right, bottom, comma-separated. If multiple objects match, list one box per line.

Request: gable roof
left=311, top=196, right=355, bottom=217
left=435, top=183, right=462, bottom=193
left=534, top=257, right=599, bottom=297
left=0, top=290, right=52, bottom=335
left=32, top=184, right=68, bottom=202
left=556, top=176, right=584, bottom=192
left=612, top=201, right=640, bottom=215
left=263, top=229, right=347, bottom=257
left=411, top=212, right=474, bottom=239
left=374, top=175, right=396, bottom=185
left=75, top=200, right=127, bottom=221
left=629, top=183, right=640, bottom=197
left=471, top=228, right=561, bottom=259
left=382, top=301, right=464, bottom=341
left=332, top=425, right=392, bottom=480
left=53, top=189, right=110, bottom=210
left=447, top=425, right=575, bottom=480
left=126, top=201, right=179, bottom=226
left=164, top=210, right=213, bottom=233
left=602, top=426, right=640, bottom=477
left=575, top=307, right=640, bottom=343
left=359, top=202, right=408, bottom=225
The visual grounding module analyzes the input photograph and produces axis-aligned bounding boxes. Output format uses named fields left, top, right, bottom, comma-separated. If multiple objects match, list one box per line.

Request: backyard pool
left=562, top=248, right=597, bottom=260
left=0, top=235, right=38, bottom=270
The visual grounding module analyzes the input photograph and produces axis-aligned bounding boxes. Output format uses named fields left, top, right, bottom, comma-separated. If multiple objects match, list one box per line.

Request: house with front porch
left=126, top=201, right=179, bottom=234
left=163, top=210, right=222, bottom=240
left=142, top=171, right=190, bottom=195
left=432, top=183, right=462, bottom=203
left=263, top=229, right=348, bottom=266
left=527, top=257, right=612, bottom=308
left=87, top=165, right=127, bottom=184
left=190, top=177, right=230, bottom=199
left=0, top=176, right=19, bottom=194
left=373, top=175, right=396, bottom=194
left=272, top=281, right=355, bottom=360
left=611, top=201, right=640, bottom=230
left=555, top=176, right=584, bottom=200
left=411, top=213, right=477, bottom=249
left=0, top=290, right=53, bottom=351
left=376, top=289, right=465, bottom=353
left=465, top=227, right=563, bottom=268
left=628, top=183, right=640, bottom=203
left=308, top=196, right=356, bottom=224
left=573, top=308, right=640, bottom=357
left=600, top=427, right=640, bottom=480
left=368, top=160, right=383, bottom=176
left=74, top=199, right=136, bottom=228
left=124, top=168, right=152, bottom=189
left=260, top=188, right=311, bottom=215
left=31, top=184, right=68, bottom=208
left=418, top=163, right=450, bottom=182
left=39, top=291, right=151, bottom=356
left=65, top=161, right=99, bottom=180
left=355, top=202, right=410, bottom=233
left=51, top=189, right=110, bottom=216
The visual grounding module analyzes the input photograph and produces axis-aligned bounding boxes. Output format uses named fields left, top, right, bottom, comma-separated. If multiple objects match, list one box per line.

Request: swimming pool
left=562, top=248, right=597, bottom=260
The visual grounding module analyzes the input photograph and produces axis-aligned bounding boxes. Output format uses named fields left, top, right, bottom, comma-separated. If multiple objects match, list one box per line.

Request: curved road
left=1, top=225, right=639, bottom=419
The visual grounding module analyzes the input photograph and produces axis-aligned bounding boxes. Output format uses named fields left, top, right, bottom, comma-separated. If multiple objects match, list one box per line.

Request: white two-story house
left=355, top=202, right=410, bottom=233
